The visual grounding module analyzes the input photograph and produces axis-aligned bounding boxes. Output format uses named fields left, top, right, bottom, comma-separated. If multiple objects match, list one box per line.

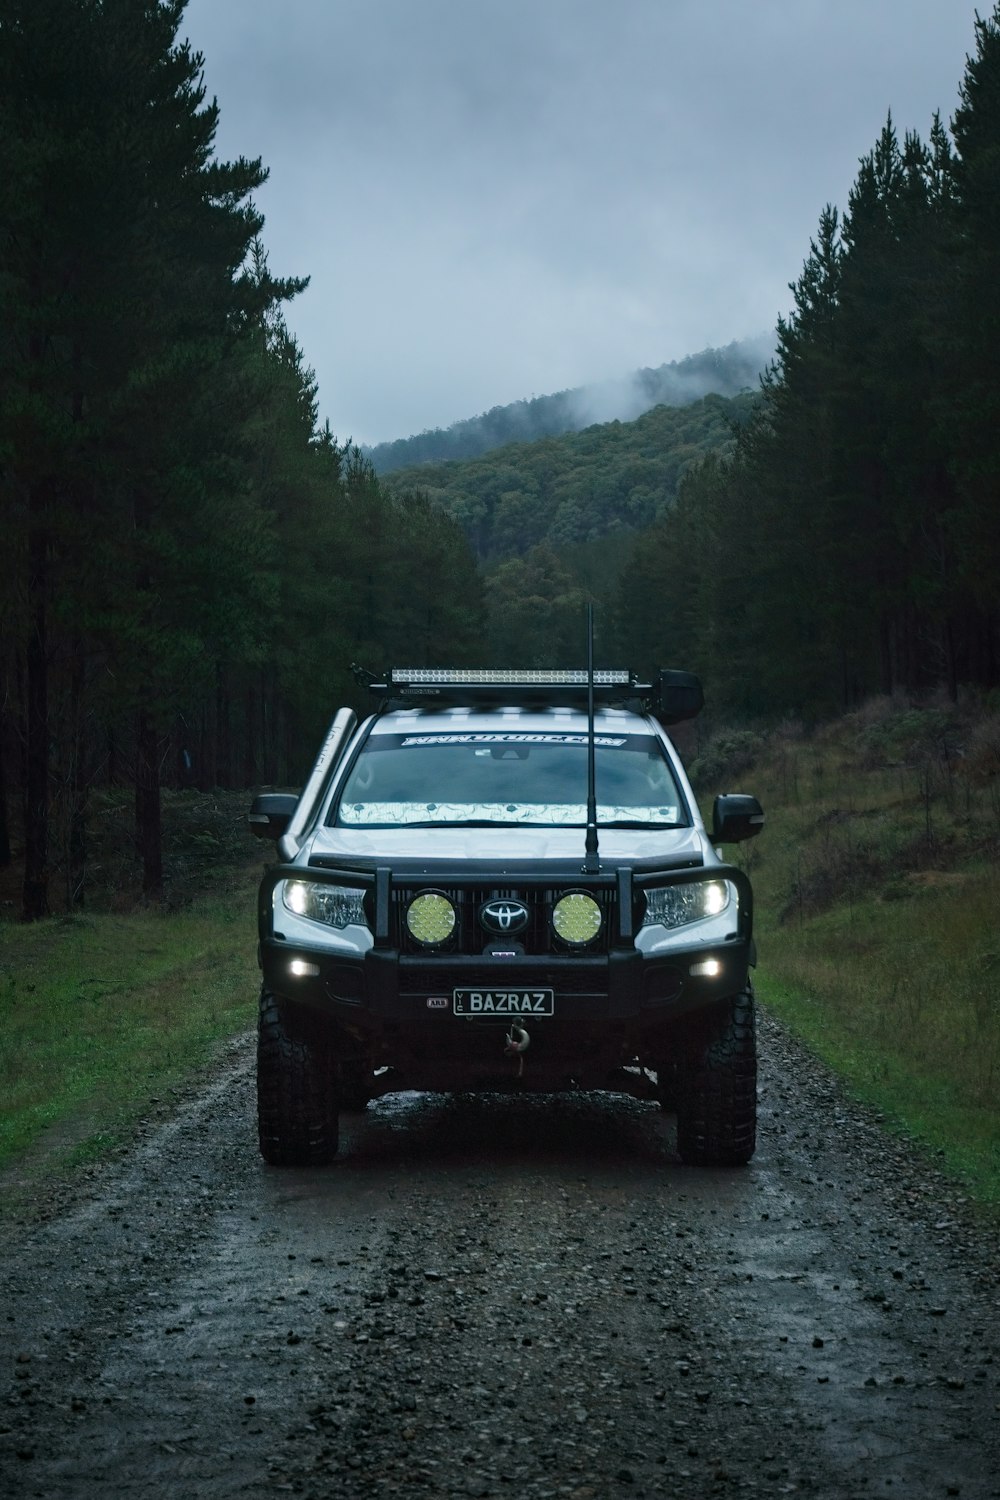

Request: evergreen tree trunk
left=107, top=725, right=120, bottom=786
left=135, top=704, right=163, bottom=898
left=67, top=642, right=87, bottom=907
left=0, top=704, right=11, bottom=870
left=216, top=664, right=231, bottom=789
left=878, top=614, right=894, bottom=698
left=943, top=618, right=959, bottom=703
left=245, top=680, right=258, bottom=785
left=23, top=494, right=50, bottom=921
left=174, top=718, right=193, bottom=790
left=198, top=697, right=216, bottom=793
left=261, top=674, right=277, bottom=785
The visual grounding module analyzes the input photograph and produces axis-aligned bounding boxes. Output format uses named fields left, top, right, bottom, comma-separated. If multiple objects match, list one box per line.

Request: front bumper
left=257, top=857, right=753, bottom=1086
left=260, top=935, right=752, bottom=1019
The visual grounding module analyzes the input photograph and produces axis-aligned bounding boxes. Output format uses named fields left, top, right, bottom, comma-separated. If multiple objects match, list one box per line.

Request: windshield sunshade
left=332, top=732, right=685, bottom=828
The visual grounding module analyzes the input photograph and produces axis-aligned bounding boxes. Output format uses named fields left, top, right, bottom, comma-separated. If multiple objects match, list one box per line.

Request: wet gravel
left=1, top=1010, right=998, bottom=1499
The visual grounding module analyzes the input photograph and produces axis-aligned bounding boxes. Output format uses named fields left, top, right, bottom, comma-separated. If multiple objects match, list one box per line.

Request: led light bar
left=358, top=663, right=701, bottom=720
left=391, top=668, right=632, bottom=686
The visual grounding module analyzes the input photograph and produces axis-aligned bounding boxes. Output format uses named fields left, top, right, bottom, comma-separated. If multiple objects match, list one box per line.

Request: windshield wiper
left=340, top=818, right=549, bottom=830
left=418, top=818, right=540, bottom=828
left=597, top=819, right=685, bottom=829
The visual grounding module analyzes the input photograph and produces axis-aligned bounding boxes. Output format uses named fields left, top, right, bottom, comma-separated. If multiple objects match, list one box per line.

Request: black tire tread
left=257, top=989, right=339, bottom=1166
left=675, top=985, right=757, bottom=1167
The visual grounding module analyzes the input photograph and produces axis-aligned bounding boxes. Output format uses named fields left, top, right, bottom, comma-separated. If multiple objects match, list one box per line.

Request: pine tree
left=948, top=2, right=1000, bottom=679
left=0, top=0, right=306, bottom=909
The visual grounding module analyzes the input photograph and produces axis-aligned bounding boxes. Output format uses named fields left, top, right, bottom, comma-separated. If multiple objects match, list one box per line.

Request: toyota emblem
left=480, top=899, right=530, bottom=935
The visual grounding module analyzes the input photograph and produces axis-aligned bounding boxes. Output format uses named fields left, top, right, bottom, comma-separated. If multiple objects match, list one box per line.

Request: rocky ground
left=1, top=1011, right=998, bottom=1499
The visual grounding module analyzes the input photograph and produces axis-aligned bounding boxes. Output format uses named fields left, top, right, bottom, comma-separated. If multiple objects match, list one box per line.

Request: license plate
left=453, top=989, right=554, bottom=1017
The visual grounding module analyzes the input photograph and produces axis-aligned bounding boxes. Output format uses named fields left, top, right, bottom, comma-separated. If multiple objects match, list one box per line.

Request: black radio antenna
left=584, top=604, right=599, bottom=870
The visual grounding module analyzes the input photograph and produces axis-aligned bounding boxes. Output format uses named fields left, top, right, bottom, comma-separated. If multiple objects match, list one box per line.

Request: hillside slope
left=692, top=694, right=1000, bottom=1205
left=386, top=390, right=754, bottom=563
left=367, top=335, right=771, bottom=473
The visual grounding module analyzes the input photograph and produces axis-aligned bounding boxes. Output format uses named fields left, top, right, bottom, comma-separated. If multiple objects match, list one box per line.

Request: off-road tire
left=675, top=985, right=757, bottom=1166
left=257, top=989, right=339, bottom=1165
left=339, top=1062, right=371, bottom=1114
left=655, top=1058, right=679, bottom=1113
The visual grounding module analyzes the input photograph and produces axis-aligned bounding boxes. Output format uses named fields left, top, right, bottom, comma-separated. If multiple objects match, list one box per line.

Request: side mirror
left=712, top=793, right=764, bottom=844
left=249, top=792, right=299, bottom=842
left=656, top=670, right=704, bottom=725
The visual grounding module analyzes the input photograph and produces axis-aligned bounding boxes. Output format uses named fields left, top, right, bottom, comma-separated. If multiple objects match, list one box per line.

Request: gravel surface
left=1, top=1011, right=998, bottom=1499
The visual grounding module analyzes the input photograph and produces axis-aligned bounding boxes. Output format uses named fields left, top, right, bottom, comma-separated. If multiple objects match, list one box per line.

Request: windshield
left=332, top=731, right=686, bottom=828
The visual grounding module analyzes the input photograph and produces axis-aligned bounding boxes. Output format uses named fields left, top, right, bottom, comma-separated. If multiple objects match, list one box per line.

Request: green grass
left=697, top=701, right=1000, bottom=1210
left=757, top=967, right=1000, bottom=1208
left=0, top=883, right=259, bottom=1179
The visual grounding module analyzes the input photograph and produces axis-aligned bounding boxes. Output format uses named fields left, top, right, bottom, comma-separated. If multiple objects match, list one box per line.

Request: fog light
left=690, top=958, right=722, bottom=978
left=289, top=959, right=320, bottom=978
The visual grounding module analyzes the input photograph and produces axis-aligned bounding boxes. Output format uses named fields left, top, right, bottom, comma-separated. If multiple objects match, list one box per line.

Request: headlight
left=406, top=892, right=456, bottom=946
left=552, top=892, right=602, bottom=945
left=282, top=881, right=367, bottom=929
left=642, top=880, right=730, bottom=929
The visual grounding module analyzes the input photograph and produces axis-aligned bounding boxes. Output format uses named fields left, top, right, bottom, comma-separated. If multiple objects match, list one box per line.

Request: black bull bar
left=258, top=856, right=754, bottom=951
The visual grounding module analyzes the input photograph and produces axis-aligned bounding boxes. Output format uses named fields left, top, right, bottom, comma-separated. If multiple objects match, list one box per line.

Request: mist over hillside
left=365, top=334, right=774, bottom=474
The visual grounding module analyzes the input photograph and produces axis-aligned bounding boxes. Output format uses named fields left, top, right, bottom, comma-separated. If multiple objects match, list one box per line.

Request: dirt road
left=1, top=1011, right=998, bottom=1499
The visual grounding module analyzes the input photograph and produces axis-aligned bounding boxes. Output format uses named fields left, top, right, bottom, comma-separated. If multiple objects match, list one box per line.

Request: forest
left=364, top=336, right=770, bottom=473
left=0, top=0, right=484, bottom=918
left=3, top=1, right=1000, bottom=921
left=384, top=391, right=754, bottom=562
left=381, top=391, right=755, bottom=669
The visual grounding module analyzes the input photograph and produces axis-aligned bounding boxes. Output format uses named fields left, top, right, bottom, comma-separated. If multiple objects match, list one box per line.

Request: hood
left=303, top=823, right=708, bottom=867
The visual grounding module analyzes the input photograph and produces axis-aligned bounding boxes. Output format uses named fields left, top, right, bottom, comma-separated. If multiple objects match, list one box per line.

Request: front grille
left=391, top=885, right=617, bottom=956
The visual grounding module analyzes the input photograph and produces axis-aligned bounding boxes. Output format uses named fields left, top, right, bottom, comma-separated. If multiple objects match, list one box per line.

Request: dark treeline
left=0, top=0, right=482, bottom=918
left=617, top=8, right=1000, bottom=717
left=365, top=338, right=770, bottom=474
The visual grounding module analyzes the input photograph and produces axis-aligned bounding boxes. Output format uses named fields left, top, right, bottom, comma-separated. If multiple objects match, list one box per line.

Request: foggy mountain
left=364, top=334, right=774, bottom=474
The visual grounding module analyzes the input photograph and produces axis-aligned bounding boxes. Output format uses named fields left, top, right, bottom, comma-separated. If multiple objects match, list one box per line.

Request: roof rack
left=351, top=666, right=703, bottom=721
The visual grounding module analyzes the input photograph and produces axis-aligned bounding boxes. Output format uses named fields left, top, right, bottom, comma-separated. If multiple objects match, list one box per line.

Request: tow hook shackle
left=505, top=1025, right=530, bottom=1078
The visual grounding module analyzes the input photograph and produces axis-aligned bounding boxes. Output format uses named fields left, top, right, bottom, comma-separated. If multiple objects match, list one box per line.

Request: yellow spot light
left=552, top=892, right=602, bottom=945
left=406, top=892, right=456, bottom=946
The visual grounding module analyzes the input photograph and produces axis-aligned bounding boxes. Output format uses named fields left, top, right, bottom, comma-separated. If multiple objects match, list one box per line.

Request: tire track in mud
left=1, top=1014, right=998, bottom=1498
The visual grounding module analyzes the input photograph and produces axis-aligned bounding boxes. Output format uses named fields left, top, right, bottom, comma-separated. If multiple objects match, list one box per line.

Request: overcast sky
left=182, top=1, right=979, bottom=447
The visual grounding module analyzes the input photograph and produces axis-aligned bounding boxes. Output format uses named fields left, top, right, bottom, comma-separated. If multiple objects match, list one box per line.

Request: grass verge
left=757, top=968, right=1000, bottom=1210
left=696, top=699, right=1000, bottom=1212
left=0, top=877, right=259, bottom=1183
